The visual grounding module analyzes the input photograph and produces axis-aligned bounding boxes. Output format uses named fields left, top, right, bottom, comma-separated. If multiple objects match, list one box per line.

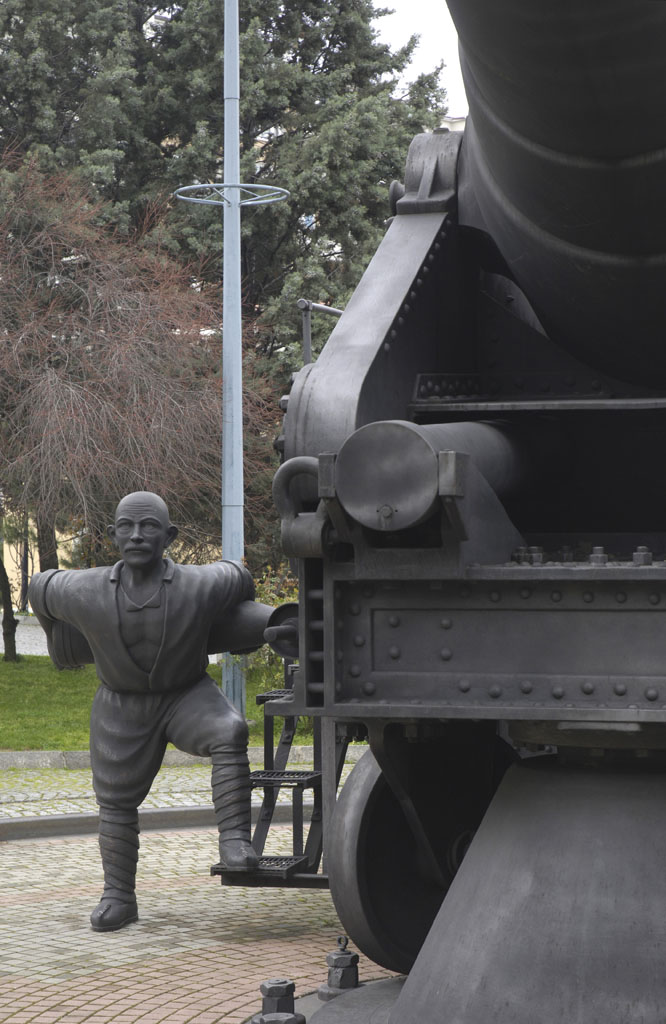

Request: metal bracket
left=272, top=457, right=328, bottom=558
left=438, top=450, right=469, bottom=541
left=395, top=131, right=462, bottom=215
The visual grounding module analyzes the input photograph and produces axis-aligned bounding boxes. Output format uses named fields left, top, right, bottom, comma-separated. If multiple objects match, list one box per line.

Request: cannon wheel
left=327, top=735, right=514, bottom=975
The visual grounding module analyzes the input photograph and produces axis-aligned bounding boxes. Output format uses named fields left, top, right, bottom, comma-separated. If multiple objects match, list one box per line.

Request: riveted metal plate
left=330, top=577, right=666, bottom=721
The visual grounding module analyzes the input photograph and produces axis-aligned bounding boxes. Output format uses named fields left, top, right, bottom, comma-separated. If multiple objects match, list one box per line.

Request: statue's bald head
left=114, top=491, right=172, bottom=529
left=108, top=491, right=179, bottom=568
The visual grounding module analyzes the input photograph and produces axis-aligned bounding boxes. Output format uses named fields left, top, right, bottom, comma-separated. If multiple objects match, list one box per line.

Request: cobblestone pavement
left=0, top=621, right=390, bottom=1020
left=0, top=762, right=321, bottom=820
left=0, top=754, right=359, bottom=822
left=0, top=824, right=395, bottom=1023
left=0, top=616, right=48, bottom=656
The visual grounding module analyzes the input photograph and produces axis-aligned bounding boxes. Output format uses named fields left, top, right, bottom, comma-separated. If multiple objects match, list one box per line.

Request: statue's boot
left=212, top=754, right=259, bottom=871
left=90, top=808, right=140, bottom=931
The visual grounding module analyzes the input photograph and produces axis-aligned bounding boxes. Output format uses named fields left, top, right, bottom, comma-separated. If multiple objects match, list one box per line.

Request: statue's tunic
left=28, top=559, right=255, bottom=809
left=28, top=558, right=254, bottom=692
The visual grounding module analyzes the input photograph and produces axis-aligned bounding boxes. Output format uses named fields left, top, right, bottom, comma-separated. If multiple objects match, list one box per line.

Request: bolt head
left=326, top=951, right=359, bottom=968
left=260, top=980, right=295, bottom=998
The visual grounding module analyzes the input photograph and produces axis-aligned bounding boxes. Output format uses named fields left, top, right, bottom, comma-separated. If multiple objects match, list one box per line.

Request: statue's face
left=107, top=494, right=177, bottom=570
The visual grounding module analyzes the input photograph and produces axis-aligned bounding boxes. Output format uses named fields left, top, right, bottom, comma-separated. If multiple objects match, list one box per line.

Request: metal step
left=255, top=689, right=293, bottom=705
left=211, top=855, right=328, bottom=888
left=250, top=769, right=321, bottom=789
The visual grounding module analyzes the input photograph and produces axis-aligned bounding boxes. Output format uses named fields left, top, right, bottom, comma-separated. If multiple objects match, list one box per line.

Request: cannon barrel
left=450, top=0, right=666, bottom=386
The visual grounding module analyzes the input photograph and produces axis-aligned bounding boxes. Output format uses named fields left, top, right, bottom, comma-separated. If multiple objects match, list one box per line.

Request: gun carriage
left=242, top=2, right=666, bottom=1019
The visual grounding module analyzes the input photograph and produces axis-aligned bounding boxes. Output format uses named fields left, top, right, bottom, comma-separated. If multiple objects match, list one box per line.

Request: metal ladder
left=212, top=665, right=347, bottom=889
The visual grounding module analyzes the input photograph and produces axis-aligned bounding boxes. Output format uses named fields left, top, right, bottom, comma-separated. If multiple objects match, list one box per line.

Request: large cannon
left=263, top=3, right=666, bottom=1020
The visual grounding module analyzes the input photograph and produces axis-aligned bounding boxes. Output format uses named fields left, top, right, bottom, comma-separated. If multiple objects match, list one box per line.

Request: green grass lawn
left=0, top=651, right=308, bottom=750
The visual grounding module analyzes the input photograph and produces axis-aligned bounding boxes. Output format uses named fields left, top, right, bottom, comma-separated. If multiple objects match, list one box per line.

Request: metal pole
left=298, top=301, right=312, bottom=365
left=296, top=298, right=344, bottom=365
left=222, top=0, right=245, bottom=713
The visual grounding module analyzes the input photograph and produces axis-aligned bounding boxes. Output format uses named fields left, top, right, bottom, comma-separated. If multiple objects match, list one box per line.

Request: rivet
left=616, top=592, right=627, bottom=604
left=614, top=682, right=627, bottom=696
left=403, top=303, right=411, bottom=314
left=389, top=646, right=401, bottom=659
left=388, top=614, right=401, bottom=627
left=353, top=635, right=365, bottom=647
left=458, top=679, right=470, bottom=692
left=440, top=617, right=452, bottom=629
left=349, top=603, right=361, bottom=616
left=583, top=592, right=594, bottom=603
left=582, top=681, right=595, bottom=695
left=552, top=686, right=564, bottom=699
left=646, top=688, right=659, bottom=702
left=489, top=684, right=502, bottom=698
left=383, top=343, right=391, bottom=353
left=349, top=665, right=361, bottom=678
left=440, top=648, right=452, bottom=661
left=362, top=681, right=376, bottom=696
left=335, top=682, right=342, bottom=693
left=489, top=591, right=501, bottom=602
left=649, top=593, right=661, bottom=605
left=390, top=329, right=398, bottom=340
left=551, top=591, right=562, bottom=603
left=520, top=588, right=531, bottom=599
left=520, top=681, right=533, bottom=694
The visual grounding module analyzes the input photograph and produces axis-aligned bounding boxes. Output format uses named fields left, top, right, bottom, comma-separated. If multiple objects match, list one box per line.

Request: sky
left=373, top=0, right=469, bottom=117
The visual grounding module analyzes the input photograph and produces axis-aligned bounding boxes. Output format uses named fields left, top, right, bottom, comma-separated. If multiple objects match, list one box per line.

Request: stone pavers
left=0, top=825, right=395, bottom=1023
left=0, top=616, right=48, bottom=656
left=0, top=620, right=388, bottom=1020
left=0, top=755, right=358, bottom=823
left=0, top=764, right=246, bottom=820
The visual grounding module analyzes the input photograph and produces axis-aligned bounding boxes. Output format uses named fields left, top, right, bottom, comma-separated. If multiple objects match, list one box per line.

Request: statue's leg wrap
left=211, top=751, right=252, bottom=844
left=166, top=675, right=259, bottom=869
left=98, top=807, right=140, bottom=903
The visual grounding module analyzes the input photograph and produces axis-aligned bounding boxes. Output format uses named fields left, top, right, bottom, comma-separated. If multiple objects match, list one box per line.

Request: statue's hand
left=263, top=604, right=299, bottom=659
left=264, top=620, right=298, bottom=645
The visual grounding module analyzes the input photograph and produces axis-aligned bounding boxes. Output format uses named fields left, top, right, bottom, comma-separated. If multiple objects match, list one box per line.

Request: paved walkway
left=0, top=622, right=394, bottom=1022
left=0, top=615, right=49, bottom=656
left=0, top=760, right=393, bottom=1024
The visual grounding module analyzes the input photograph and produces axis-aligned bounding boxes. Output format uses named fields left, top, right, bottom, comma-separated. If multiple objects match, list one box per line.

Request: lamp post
left=175, top=0, right=287, bottom=712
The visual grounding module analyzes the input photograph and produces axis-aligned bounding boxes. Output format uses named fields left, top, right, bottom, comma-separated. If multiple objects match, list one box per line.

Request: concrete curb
left=0, top=746, right=367, bottom=769
left=0, top=800, right=311, bottom=841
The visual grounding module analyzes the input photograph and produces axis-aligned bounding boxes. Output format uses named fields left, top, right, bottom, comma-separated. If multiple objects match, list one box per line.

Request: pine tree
left=0, top=0, right=447, bottom=357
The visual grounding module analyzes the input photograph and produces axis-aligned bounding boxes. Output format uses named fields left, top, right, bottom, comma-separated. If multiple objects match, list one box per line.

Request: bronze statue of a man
left=29, top=491, right=276, bottom=933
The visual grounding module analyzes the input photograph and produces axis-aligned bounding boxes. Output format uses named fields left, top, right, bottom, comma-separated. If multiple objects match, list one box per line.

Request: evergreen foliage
left=0, top=0, right=447, bottom=360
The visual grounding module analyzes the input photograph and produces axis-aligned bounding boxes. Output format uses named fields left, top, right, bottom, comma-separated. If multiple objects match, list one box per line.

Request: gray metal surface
left=392, top=761, right=666, bottom=1024
left=307, top=978, right=405, bottom=1024
left=267, top=1, right=666, bottom=1014
left=451, top=0, right=666, bottom=386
